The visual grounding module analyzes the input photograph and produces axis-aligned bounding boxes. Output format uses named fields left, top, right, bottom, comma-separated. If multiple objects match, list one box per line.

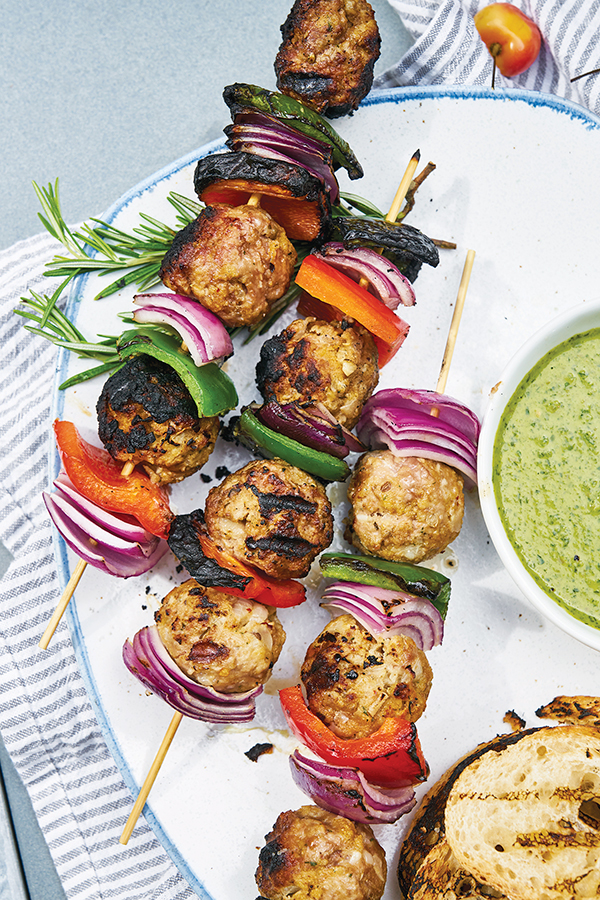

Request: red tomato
left=474, top=3, right=541, bottom=78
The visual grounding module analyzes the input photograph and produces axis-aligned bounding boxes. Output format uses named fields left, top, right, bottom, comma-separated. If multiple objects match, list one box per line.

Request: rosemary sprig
left=15, top=291, right=123, bottom=389
left=34, top=180, right=202, bottom=302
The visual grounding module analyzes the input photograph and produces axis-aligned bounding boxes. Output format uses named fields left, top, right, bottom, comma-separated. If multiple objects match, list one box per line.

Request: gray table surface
left=1, top=2, right=412, bottom=897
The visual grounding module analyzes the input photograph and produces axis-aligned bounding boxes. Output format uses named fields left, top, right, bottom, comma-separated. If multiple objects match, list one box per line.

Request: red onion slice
left=226, top=114, right=339, bottom=201
left=359, top=388, right=481, bottom=443
left=320, top=581, right=444, bottom=650
left=290, top=749, right=416, bottom=824
left=255, top=401, right=364, bottom=459
left=312, top=243, right=416, bottom=309
left=43, top=475, right=166, bottom=578
left=357, top=388, right=480, bottom=487
left=123, top=625, right=261, bottom=722
left=132, top=293, right=233, bottom=366
left=53, top=472, right=151, bottom=544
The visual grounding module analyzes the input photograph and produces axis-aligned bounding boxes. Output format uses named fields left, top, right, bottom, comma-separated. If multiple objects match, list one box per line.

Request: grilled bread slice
left=397, top=729, right=533, bottom=897
left=445, top=725, right=600, bottom=900
left=407, top=838, right=507, bottom=899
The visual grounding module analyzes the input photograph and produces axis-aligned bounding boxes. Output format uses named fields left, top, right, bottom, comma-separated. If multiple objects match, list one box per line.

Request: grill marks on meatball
left=301, top=614, right=433, bottom=740
left=159, top=203, right=297, bottom=328
left=96, top=355, right=219, bottom=485
left=204, top=458, right=333, bottom=579
left=256, top=317, right=379, bottom=429
left=275, top=0, right=381, bottom=119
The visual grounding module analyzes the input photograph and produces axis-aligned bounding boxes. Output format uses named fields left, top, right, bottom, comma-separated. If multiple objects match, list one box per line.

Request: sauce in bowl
left=493, top=327, right=600, bottom=629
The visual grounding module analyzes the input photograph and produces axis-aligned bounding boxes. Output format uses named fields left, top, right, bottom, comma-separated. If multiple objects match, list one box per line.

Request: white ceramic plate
left=52, top=86, right=600, bottom=899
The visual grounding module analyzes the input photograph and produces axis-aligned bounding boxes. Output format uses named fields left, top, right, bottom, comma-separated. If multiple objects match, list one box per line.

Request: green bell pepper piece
left=319, top=552, right=450, bottom=619
left=237, top=406, right=350, bottom=483
left=117, top=327, right=238, bottom=418
left=222, top=83, right=363, bottom=180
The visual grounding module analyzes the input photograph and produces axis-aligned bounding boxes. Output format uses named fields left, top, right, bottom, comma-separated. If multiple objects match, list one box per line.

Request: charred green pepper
left=232, top=405, right=350, bottom=483
left=319, top=552, right=451, bottom=619
left=117, top=327, right=238, bottom=418
left=222, top=83, right=363, bottom=180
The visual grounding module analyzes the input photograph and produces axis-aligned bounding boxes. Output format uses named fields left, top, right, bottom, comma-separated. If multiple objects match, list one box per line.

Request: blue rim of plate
left=48, top=83, right=600, bottom=897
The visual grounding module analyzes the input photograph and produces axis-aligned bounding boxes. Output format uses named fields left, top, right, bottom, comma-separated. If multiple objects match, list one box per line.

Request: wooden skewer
left=121, top=461, right=135, bottom=477
left=436, top=249, right=476, bottom=394
left=385, top=149, right=421, bottom=224
left=39, top=558, right=87, bottom=649
left=119, top=711, right=184, bottom=844
left=246, top=192, right=262, bottom=207
left=358, top=149, right=422, bottom=290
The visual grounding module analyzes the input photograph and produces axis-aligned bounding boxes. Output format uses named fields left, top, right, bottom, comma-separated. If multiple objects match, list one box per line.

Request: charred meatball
left=154, top=579, right=285, bottom=694
left=301, top=613, right=432, bottom=740
left=256, top=317, right=379, bottom=429
left=203, top=458, right=333, bottom=580
left=256, top=805, right=387, bottom=900
left=275, top=0, right=381, bottom=118
left=96, top=355, right=219, bottom=485
left=159, top=204, right=296, bottom=328
left=346, top=451, right=464, bottom=563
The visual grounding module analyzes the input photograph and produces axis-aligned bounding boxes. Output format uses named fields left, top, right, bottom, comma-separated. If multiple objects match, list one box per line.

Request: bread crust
left=445, top=725, right=600, bottom=900
left=397, top=729, right=535, bottom=896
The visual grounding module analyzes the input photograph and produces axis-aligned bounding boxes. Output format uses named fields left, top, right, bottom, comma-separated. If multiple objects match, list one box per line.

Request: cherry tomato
left=474, top=3, right=541, bottom=79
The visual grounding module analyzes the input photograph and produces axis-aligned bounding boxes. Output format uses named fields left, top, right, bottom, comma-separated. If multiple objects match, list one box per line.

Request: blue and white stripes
left=0, top=234, right=194, bottom=900
left=375, top=0, right=600, bottom=116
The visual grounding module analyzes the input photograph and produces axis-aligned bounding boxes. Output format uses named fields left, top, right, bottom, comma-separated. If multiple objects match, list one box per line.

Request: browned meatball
left=203, top=458, right=333, bottom=580
left=256, top=805, right=387, bottom=900
left=256, top=317, right=379, bottom=429
left=154, top=579, right=285, bottom=694
left=346, top=451, right=464, bottom=563
left=301, top=614, right=432, bottom=740
left=275, top=0, right=381, bottom=118
left=159, top=204, right=297, bottom=328
left=96, top=355, right=219, bottom=485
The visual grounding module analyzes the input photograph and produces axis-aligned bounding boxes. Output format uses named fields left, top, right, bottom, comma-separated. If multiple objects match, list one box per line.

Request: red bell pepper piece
left=197, top=532, right=307, bottom=609
left=279, top=684, right=428, bottom=788
left=295, top=255, right=409, bottom=366
left=53, top=420, right=174, bottom=540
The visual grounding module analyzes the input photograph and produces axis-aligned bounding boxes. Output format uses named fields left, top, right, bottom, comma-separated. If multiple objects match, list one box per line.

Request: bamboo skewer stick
left=436, top=249, right=476, bottom=394
left=120, top=711, right=184, bottom=845
left=385, top=149, right=421, bottom=224
left=39, top=558, right=87, bottom=650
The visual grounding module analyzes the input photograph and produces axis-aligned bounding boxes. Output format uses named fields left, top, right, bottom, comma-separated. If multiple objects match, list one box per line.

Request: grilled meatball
left=256, top=805, right=387, bottom=900
left=154, top=579, right=285, bottom=694
left=159, top=204, right=296, bottom=328
left=275, top=0, right=381, bottom=118
left=203, top=458, right=333, bottom=580
left=346, top=451, right=464, bottom=563
left=256, top=317, right=379, bottom=429
left=96, top=355, right=219, bottom=485
left=301, top=614, right=432, bottom=740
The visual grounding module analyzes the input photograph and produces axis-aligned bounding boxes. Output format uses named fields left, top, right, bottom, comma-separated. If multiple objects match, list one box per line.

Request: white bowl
left=478, top=299, right=600, bottom=651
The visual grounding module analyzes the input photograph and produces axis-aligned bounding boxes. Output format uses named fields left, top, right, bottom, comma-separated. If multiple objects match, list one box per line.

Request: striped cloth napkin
left=375, top=0, right=600, bottom=117
left=0, top=234, right=193, bottom=900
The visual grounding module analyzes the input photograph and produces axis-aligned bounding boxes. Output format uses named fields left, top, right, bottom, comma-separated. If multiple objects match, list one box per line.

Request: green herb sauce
left=493, top=327, right=600, bottom=629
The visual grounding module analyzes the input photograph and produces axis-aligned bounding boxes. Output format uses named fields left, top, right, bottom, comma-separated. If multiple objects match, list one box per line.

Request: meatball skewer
left=347, top=250, right=477, bottom=564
